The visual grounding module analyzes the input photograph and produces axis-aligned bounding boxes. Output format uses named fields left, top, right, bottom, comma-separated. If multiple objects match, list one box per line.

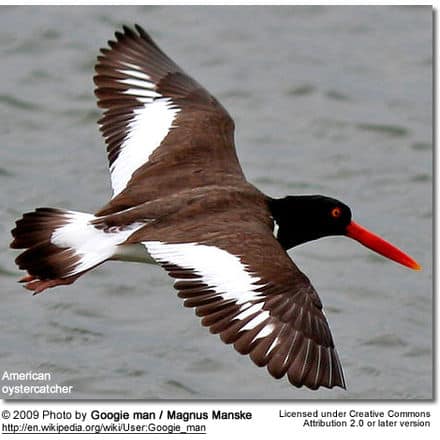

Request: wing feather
left=94, top=25, right=245, bottom=215
left=141, top=224, right=345, bottom=390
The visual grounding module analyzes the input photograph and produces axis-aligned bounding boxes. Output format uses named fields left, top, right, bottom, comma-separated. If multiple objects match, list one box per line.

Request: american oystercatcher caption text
left=1, top=370, right=73, bottom=397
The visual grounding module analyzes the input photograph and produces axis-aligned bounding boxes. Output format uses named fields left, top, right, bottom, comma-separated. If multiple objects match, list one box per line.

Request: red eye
left=331, top=207, right=342, bottom=218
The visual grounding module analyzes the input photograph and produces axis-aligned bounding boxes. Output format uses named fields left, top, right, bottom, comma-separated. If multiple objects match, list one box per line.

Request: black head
left=268, top=194, right=420, bottom=271
left=269, top=195, right=352, bottom=250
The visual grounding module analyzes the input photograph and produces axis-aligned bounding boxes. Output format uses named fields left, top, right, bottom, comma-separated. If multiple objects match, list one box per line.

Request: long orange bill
left=346, top=221, right=421, bottom=270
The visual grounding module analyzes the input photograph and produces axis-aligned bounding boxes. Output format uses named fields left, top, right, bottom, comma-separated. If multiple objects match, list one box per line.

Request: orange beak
left=346, top=221, right=421, bottom=271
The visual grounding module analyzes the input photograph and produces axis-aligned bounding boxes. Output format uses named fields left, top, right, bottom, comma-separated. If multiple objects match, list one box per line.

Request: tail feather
left=15, top=242, right=78, bottom=279
left=11, top=207, right=145, bottom=293
left=11, top=208, right=69, bottom=249
left=11, top=208, right=103, bottom=292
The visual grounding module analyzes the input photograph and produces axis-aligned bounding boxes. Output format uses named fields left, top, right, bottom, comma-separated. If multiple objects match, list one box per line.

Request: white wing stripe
left=143, top=242, right=280, bottom=352
left=117, top=69, right=152, bottom=81
left=241, top=310, right=270, bottom=331
left=119, top=61, right=147, bottom=71
left=236, top=303, right=262, bottom=320
left=143, top=242, right=262, bottom=305
left=251, top=323, right=275, bottom=342
left=267, top=335, right=280, bottom=355
left=106, top=59, right=180, bottom=197
left=122, top=88, right=160, bottom=98
left=118, top=78, right=156, bottom=89
left=110, top=98, right=180, bottom=197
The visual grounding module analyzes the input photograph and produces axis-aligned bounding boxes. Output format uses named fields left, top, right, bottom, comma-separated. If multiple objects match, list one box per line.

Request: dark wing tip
left=134, top=23, right=146, bottom=35
left=115, top=24, right=151, bottom=42
left=98, top=24, right=160, bottom=68
left=105, top=25, right=139, bottom=50
left=121, top=25, right=137, bottom=39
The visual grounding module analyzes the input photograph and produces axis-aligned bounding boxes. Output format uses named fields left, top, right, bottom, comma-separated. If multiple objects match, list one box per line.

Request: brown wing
left=138, top=213, right=345, bottom=390
left=94, top=25, right=245, bottom=215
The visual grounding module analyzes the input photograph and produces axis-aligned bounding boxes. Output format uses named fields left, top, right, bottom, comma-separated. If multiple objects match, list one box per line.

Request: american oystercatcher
left=10, top=25, right=420, bottom=390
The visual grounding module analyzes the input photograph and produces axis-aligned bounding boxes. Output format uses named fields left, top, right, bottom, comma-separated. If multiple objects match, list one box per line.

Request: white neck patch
left=272, top=217, right=280, bottom=238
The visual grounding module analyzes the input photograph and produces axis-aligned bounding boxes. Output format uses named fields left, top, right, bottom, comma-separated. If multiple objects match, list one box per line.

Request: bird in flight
left=11, top=25, right=420, bottom=390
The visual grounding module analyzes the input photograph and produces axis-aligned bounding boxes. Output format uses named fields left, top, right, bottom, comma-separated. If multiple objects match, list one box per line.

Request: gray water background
left=0, top=6, right=432, bottom=399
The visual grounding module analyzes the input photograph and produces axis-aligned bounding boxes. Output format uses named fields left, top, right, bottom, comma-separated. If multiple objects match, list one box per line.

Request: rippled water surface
left=0, top=6, right=432, bottom=399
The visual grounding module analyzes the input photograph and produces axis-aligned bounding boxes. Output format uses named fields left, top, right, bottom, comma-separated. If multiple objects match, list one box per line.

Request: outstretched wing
left=138, top=216, right=345, bottom=390
left=94, top=25, right=245, bottom=215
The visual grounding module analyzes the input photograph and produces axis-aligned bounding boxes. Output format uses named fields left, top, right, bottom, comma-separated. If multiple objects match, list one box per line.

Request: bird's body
left=10, top=25, right=420, bottom=390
